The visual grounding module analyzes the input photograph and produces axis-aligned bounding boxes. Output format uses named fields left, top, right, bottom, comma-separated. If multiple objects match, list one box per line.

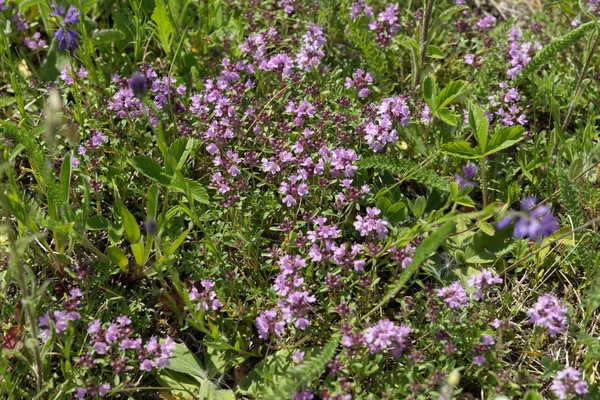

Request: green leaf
left=423, top=76, right=437, bottom=109
left=107, top=247, right=129, bottom=271
left=426, top=45, right=444, bottom=59
left=155, top=369, right=201, bottom=399
left=172, top=178, right=210, bottom=204
left=130, top=240, right=144, bottom=266
left=151, top=0, right=175, bottom=55
left=436, top=108, right=458, bottom=126
left=441, top=141, right=480, bottom=159
left=436, top=80, right=466, bottom=110
left=0, top=96, right=16, bottom=108
left=166, top=138, right=197, bottom=175
left=60, top=152, right=73, bottom=204
left=520, top=21, right=596, bottom=78
left=468, top=105, right=489, bottom=151
left=147, top=184, right=160, bottom=221
left=464, top=224, right=515, bottom=264
left=164, top=342, right=207, bottom=383
left=86, top=215, right=110, bottom=230
left=484, top=125, right=525, bottom=156
left=476, top=220, right=495, bottom=236
left=119, top=203, right=141, bottom=244
left=387, top=202, right=408, bottom=223
left=523, top=390, right=544, bottom=400
left=94, top=29, right=126, bottom=44
left=130, top=156, right=172, bottom=186
left=199, top=380, right=234, bottom=400
left=159, top=223, right=194, bottom=262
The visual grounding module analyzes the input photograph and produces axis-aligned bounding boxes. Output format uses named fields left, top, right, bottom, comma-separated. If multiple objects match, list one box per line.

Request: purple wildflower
left=528, top=294, right=568, bottom=336
left=454, top=162, right=478, bottom=189
left=437, top=281, right=469, bottom=309
left=363, top=319, right=411, bottom=357
left=24, top=32, right=47, bottom=50
left=467, top=269, right=502, bottom=300
left=188, top=280, right=223, bottom=312
left=551, top=367, right=588, bottom=399
left=476, top=15, right=496, bottom=31
left=354, top=207, right=388, bottom=240
left=497, top=197, right=559, bottom=242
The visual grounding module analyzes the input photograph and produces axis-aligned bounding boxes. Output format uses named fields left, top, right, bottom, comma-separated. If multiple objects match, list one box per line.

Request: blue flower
left=497, top=197, right=559, bottom=241
left=54, top=27, right=79, bottom=54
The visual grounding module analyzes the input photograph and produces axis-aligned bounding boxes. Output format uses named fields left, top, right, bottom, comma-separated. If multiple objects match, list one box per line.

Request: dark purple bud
left=128, top=73, right=147, bottom=98
left=144, top=218, right=158, bottom=235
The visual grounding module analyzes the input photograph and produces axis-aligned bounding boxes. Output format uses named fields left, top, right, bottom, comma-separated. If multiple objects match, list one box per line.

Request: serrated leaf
left=130, top=156, right=172, bottom=186
left=468, top=105, right=489, bottom=151
left=166, top=138, right=196, bottom=175
left=484, top=125, right=524, bottom=155
left=151, top=0, right=175, bottom=55
left=476, top=220, right=495, bottom=236
left=436, top=80, right=465, bottom=110
left=441, top=141, right=481, bottom=159
left=436, top=108, right=458, bottom=126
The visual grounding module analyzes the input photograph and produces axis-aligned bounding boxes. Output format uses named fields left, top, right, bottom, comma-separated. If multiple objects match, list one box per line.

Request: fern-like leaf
left=519, top=21, right=597, bottom=77
left=358, top=155, right=450, bottom=192
left=263, top=336, right=340, bottom=400
left=347, top=21, right=393, bottom=94
left=0, top=96, right=16, bottom=108
left=556, top=167, right=594, bottom=269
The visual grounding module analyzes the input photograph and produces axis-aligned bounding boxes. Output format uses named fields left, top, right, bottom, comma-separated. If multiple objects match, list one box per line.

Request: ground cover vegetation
left=1, top=0, right=600, bottom=398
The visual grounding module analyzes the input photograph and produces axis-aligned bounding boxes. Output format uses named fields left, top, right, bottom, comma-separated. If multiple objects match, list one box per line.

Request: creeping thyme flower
left=551, top=367, right=588, bottom=399
left=294, top=390, right=314, bottom=400
left=467, top=269, right=502, bottom=300
left=363, top=319, right=411, bottom=357
left=454, top=162, right=478, bottom=189
left=24, top=32, right=47, bottom=50
left=528, top=294, right=568, bottom=336
left=476, top=15, right=496, bottom=30
left=256, top=308, right=286, bottom=339
left=437, top=281, right=469, bottom=309
left=354, top=207, right=388, bottom=240
left=497, top=197, right=559, bottom=242
left=188, top=280, right=223, bottom=312
left=345, top=68, right=373, bottom=98
left=0, top=0, right=8, bottom=11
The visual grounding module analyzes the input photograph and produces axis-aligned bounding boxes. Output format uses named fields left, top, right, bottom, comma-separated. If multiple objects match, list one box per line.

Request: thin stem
left=418, top=0, right=435, bottom=83
left=481, top=157, right=488, bottom=207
